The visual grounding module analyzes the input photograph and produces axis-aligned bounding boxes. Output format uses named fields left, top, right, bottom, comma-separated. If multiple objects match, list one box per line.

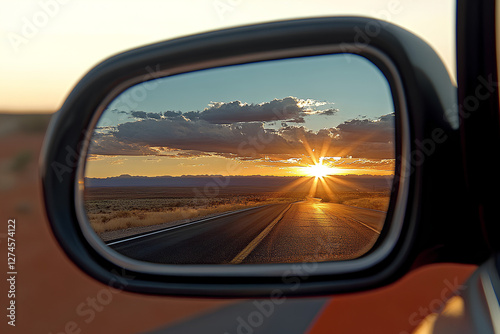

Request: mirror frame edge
left=41, top=17, right=458, bottom=297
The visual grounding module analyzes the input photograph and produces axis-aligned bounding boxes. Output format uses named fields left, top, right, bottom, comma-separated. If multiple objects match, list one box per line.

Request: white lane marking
left=347, top=216, right=381, bottom=235
left=106, top=205, right=267, bottom=246
left=317, top=203, right=382, bottom=235
left=230, top=203, right=293, bottom=264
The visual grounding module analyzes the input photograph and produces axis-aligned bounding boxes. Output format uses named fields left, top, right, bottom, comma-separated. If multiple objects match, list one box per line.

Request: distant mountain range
left=85, top=174, right=393, bottom=192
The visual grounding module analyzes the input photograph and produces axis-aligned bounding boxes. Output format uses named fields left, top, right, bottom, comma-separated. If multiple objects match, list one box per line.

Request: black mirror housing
left=40, top=17, right=488, bottom=297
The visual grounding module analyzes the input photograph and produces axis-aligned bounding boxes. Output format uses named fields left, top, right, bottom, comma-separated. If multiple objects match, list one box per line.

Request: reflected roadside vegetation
left=83, top=54, right=396, bottom=264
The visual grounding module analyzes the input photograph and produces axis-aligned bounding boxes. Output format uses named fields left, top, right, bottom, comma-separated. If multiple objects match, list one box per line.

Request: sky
left=0, top=0, right=456, bottom=113
left=101, top=54, right=392, bottom=130
left=85, top=53, right=396, bottom=178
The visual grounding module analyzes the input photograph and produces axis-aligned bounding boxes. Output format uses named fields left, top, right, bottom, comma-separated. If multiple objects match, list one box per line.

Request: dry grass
left=342, top=197, right=390, bottom=211
left=84, top=188, right=391, bottom=234
left=85, top=196, right=290, bottom=234
left=319, top=191, right=390, bottom=211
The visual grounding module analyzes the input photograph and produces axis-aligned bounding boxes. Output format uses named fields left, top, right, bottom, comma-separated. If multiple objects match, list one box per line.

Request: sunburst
left=304, top=162, right=332, bottom=178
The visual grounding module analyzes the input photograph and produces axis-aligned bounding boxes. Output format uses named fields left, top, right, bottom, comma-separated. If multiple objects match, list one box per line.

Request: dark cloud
left=336, top=113, right=394, bottom=143
left=91, top=94, right=394, bottom=160
left=170, top=97, right=337, bottom=124
left=112, top=118, right=293, bottom=156
left=115, top=97, right=338, bottom=124
left=147, top=112, right=162, bottom=120
left=322, top=109, right=337, bottom=116
left=287, top=117, right=306, bottom=123
left=163, top=111, right=182, bottom=118
left=90, top=112, right=395, bottom=159
left=131, top=111, right=162, bottom=120
left=88, top=133, right=158, bottom=156
left=130, top=111, right=148, bottom=119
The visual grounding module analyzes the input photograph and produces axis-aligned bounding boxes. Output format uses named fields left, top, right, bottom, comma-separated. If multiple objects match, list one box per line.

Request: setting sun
left=304, top=163, right=333, bottom=178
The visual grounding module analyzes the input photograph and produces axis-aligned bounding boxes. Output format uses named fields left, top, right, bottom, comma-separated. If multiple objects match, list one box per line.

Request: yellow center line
left=229, top=203, right=293, bottom=264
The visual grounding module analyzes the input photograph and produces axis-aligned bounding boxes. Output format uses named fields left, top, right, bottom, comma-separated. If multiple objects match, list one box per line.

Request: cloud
left=89, top=112, right=395, bottom=160
left=112, top=118, right=293, bottom=156
left=88, top=133, right=158, bottom=156
left=122, top=97, right=338, bottom=124
left=131, top=111, right=162, bottom=119
left=181, top=97, right=337, bottom=124
left=325, top=114, right=395, bottom=159
left=86, top=154, right=105, bottom=161
left=321, top=109, right=337, bottom=116
left=90, top=94, right=394, bottom=160
left=163, top=110, right=182, bottom=118
left=253, top=156, right=395, bottom=172
left=286, top=117, right=305, bottom=123
left=336, top=113, right=394, bottom=143
left=109, top=159, right=126, bottom=165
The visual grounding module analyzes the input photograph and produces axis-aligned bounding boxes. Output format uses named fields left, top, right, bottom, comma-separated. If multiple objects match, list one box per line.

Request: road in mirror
left=82, top=54, right=396, bottom=265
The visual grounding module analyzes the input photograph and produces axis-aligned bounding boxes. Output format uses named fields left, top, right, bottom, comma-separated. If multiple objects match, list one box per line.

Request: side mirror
left=84, top=52, right=397, bottom=266
left=41, top=17, right=476, bottom=297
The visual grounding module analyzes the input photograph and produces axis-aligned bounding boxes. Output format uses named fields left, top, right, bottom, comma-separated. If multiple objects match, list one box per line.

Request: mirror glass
left=82, top=54, right=396, bottom=265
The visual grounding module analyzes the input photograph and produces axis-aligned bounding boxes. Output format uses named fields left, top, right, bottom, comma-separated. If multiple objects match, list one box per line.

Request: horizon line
left=85, top=173, right=394, bottom=179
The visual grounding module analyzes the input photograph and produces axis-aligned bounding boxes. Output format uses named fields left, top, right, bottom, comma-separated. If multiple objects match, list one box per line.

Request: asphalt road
left=108, top=201, right=385, bottom=264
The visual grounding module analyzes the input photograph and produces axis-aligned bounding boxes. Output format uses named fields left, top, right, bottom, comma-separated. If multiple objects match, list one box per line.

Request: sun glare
left=304, top=163, right=332, bottom=178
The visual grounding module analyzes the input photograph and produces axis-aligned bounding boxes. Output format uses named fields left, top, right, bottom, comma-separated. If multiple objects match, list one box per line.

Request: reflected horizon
left=82, top=53, right=396, bottom=264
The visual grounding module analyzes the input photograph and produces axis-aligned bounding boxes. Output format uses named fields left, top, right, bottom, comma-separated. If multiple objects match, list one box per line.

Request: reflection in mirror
left=82, top=54, right=396, bottom=265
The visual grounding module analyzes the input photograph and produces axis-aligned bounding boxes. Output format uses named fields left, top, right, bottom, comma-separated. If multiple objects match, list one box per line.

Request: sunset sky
left=0, top=0, right=455, bottom=113
left=85, top=54, right=396, bottom=178
left=0, top=1, right=456, bottom=179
